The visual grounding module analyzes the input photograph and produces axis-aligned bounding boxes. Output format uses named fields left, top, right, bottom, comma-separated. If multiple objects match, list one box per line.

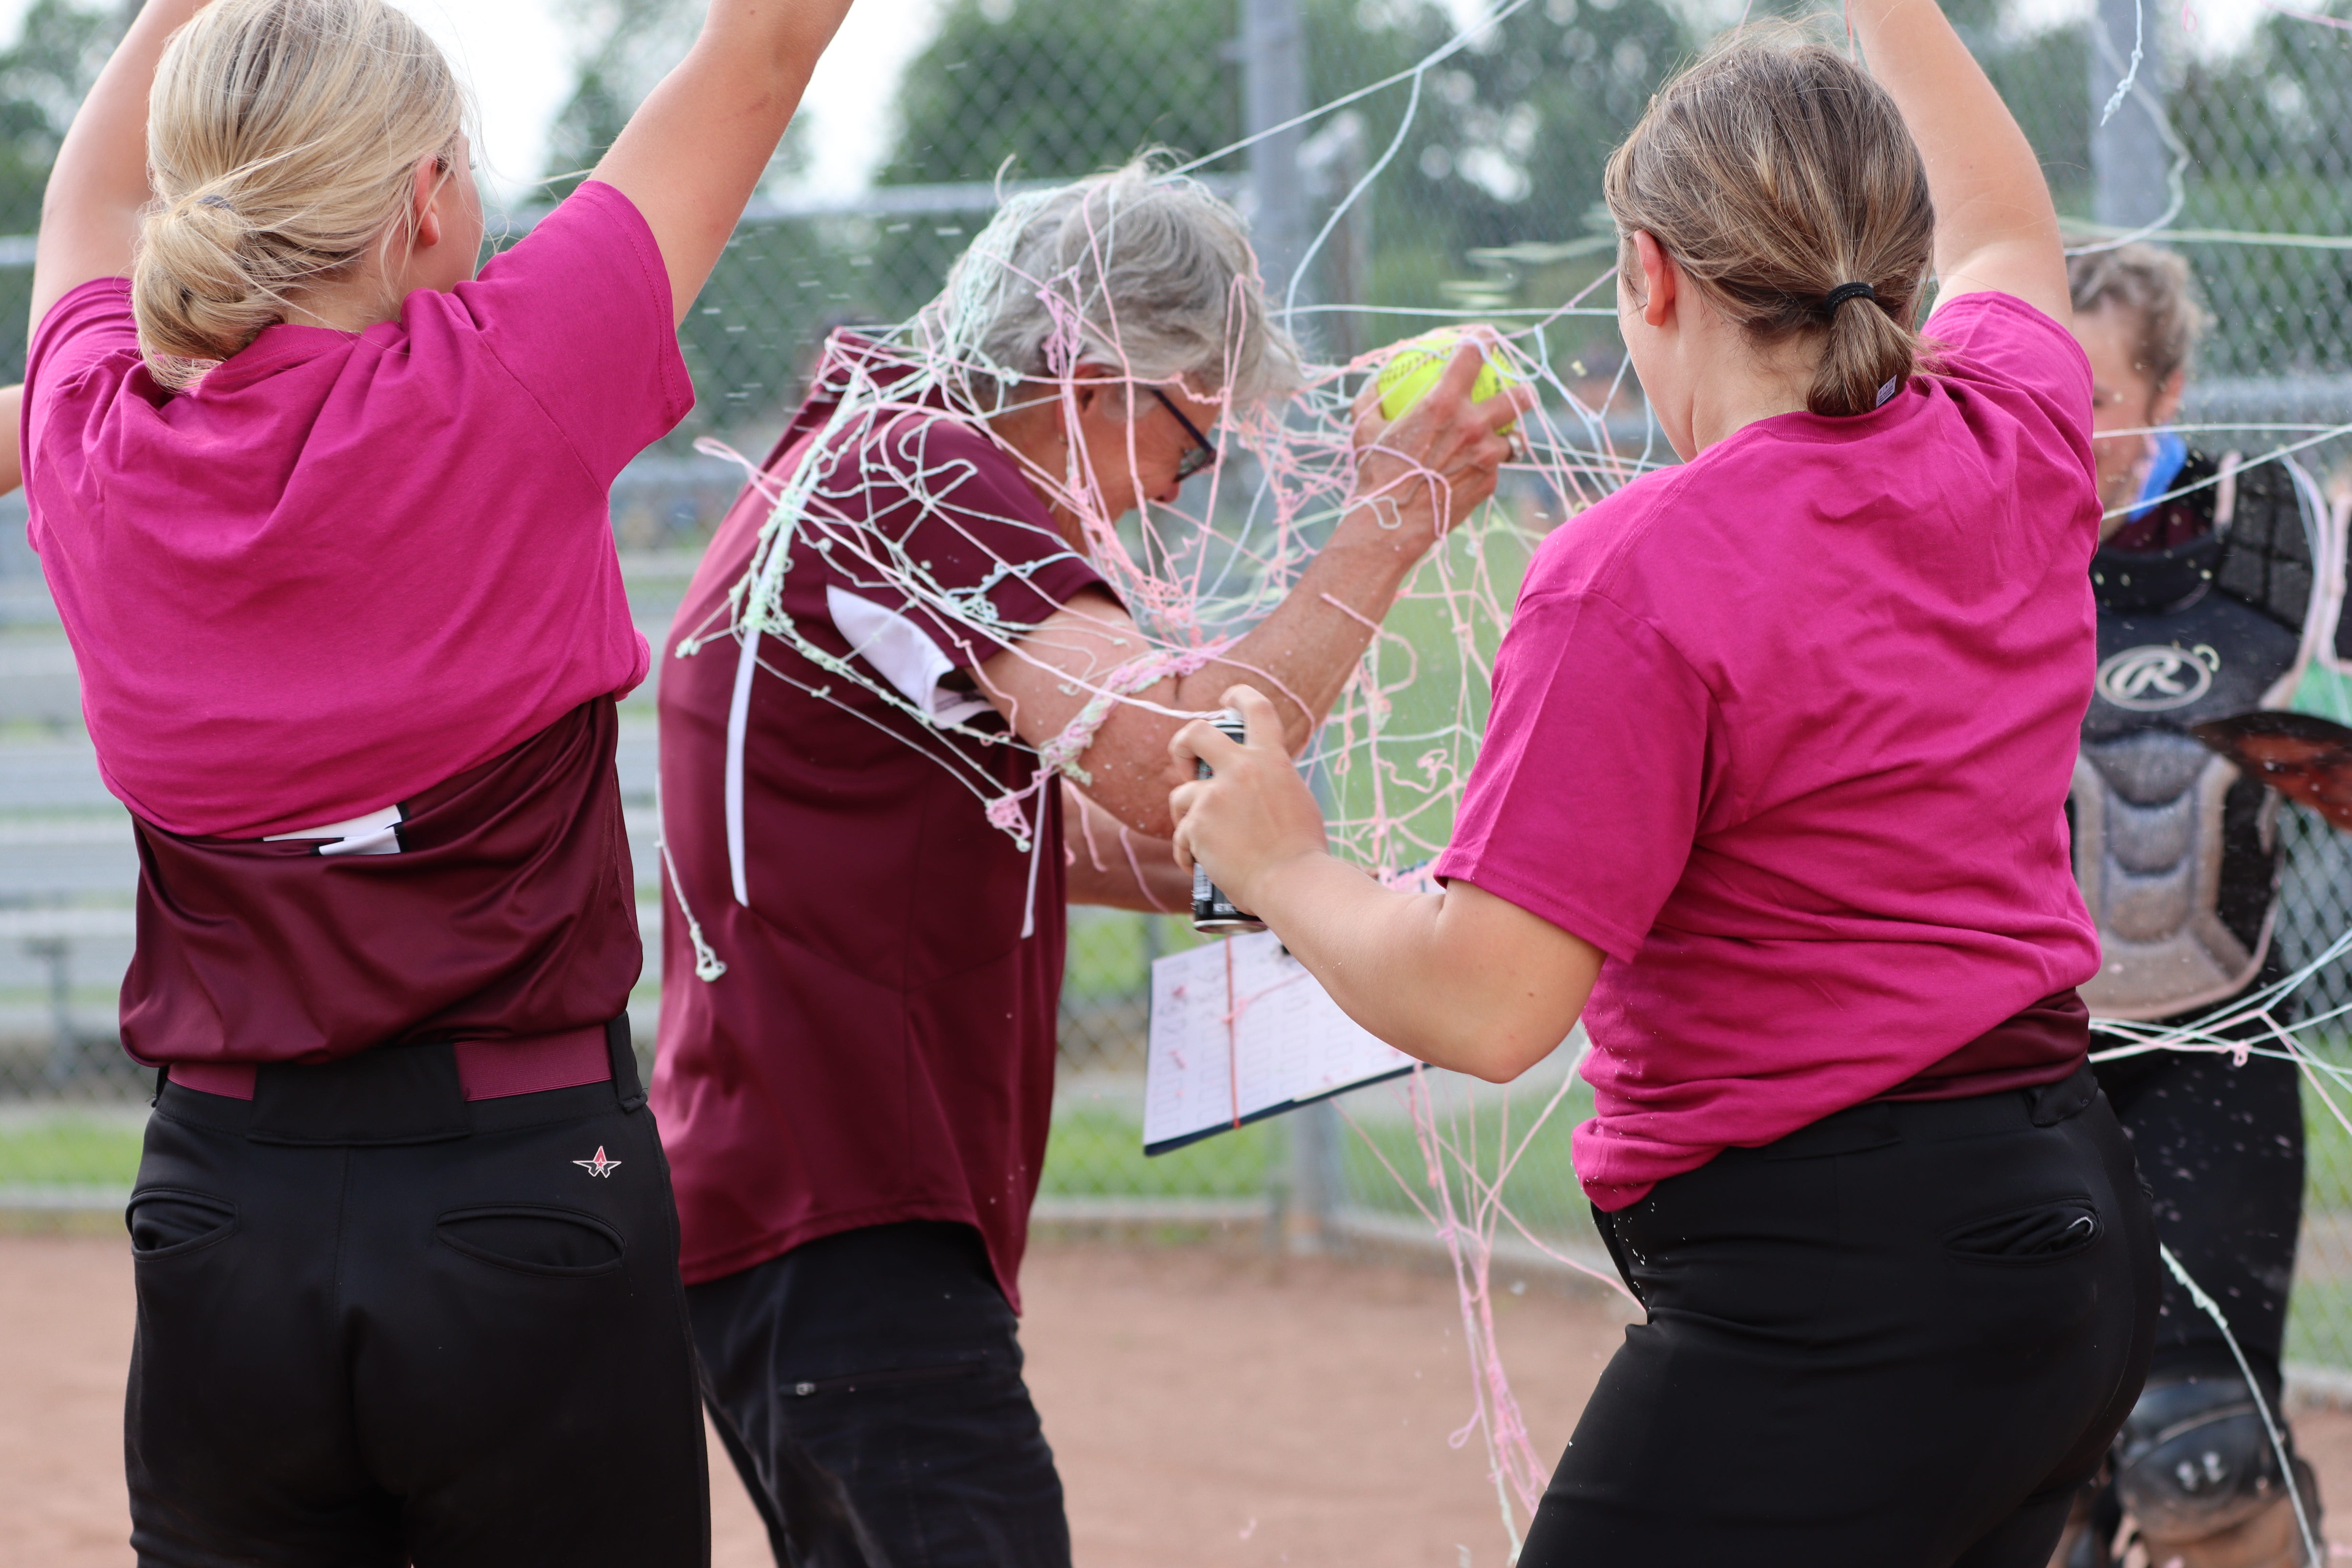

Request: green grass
left=0, top=1117, right=144, bottom=1189
left=1060, top=912, right=1207, bottom=1000
left=2303, top=1054, right=2352, bottom=1196
left=1040, top=1103, right=1281, bottom=1198
left=1339, top=1111, right=1595, bottom=1235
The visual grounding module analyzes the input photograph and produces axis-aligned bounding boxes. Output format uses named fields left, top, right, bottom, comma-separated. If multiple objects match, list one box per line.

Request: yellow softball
left=1376, top=329, right=1521, bottom=430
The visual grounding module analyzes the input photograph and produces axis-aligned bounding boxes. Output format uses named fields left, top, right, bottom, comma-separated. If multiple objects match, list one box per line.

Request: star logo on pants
left=572, top=1146, right=621, bottom=1178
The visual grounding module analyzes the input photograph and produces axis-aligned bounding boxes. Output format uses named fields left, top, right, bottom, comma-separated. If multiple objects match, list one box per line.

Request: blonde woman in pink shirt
left=24, top=1, right=852, bottom=1563
left=1174, top=4, right=2158, bottom=1564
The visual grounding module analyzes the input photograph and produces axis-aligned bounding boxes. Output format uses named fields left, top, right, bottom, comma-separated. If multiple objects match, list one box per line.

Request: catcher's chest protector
left=2073, top=450, right=2345, bottom=1021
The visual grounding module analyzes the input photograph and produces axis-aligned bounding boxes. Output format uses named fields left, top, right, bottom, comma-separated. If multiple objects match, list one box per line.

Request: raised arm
left=1167, top=687, right=1603, bottom=1080
left=0, top=386, right=22, bottom=496
left=978, top=344, right=1524, bottom=839
left=32, top=0, right=211, bottom=325
left=592, top=0, right=855, bottom=324
left=1848, top=0, right=2068, bottom=322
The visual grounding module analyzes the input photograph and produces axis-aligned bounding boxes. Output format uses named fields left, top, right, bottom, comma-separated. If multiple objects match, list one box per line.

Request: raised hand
left=1344, top=336, right=1529, bottom=551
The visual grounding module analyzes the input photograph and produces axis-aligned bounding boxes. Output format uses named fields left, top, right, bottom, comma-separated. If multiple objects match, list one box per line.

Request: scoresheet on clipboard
left=1143, top=931, right=1417, bottom=1156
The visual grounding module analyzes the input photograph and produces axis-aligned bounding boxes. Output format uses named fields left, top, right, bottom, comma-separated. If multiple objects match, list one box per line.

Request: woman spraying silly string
left=1172, top=6, right=2157, bottom=1564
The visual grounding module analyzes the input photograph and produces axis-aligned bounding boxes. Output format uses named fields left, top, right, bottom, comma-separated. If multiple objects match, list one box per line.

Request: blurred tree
left=541, top=0, right=700, bottom=200
left=881, top=0, right=1687, bottom=335
left=539, top=0, right=808, bottom=204
left=0, top=0, right=131, bottom=381
left=882, top=0, right=1238, bottom=184
left=2168, top=10, right=2352, bottom=376
left=0, top=0, right=133, bottom=234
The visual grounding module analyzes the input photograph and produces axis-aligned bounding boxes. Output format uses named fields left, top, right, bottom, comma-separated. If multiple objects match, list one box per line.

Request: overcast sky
left=0, top=0, right=2283, bottom=206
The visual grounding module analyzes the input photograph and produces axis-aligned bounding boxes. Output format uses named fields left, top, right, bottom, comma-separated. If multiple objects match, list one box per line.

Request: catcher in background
left=2055, top=240, right=2344, bottom=1568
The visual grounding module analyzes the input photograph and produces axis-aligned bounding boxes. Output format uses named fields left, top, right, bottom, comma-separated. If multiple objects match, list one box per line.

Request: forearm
left=1165, top=686, right=1603, bottom=1077
left=35, top=0, right=209, bottom=317
left=985, top=340, right=1514, bottom=834
left=48, top=0, right=202, bottom=216
left=1243, top=855, right=1565, bottom=1081
left=595, top=0, right=852, bottom=321
left=0, top=386, right=23, bottom=497
left=1848, top=0, right=2059, bottom=284
left=1172, top=516, right=1419, bottom=744
left=1078, top=517, right=1417, bottom=833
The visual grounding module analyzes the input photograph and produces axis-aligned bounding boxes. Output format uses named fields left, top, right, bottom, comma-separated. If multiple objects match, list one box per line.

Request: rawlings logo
left=2097, top=644, right=2217, bottom=712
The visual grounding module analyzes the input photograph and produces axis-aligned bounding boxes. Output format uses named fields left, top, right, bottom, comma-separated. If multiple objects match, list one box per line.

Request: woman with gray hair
left=652, top=157, right=1522, bottom=1566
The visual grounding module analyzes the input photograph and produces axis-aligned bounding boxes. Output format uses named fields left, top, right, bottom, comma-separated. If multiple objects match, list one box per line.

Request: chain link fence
left=5, top=0, right=2352, bottom=1362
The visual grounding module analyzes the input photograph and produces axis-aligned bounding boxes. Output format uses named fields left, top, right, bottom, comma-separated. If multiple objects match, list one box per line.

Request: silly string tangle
left=665, top=0, right=2352, bottom=1558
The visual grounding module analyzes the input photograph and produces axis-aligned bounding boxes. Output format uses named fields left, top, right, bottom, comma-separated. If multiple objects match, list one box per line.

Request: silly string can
left=1192, top=709, right=1268, bottom=935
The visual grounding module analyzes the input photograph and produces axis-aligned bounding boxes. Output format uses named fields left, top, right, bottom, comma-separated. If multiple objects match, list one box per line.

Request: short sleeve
left=1924, top=291, right=2092, bottom=435
left=26, top=277, right=139, bottom=411
left=23, top=279, right=141, bottom=547
left=457, top=181, right=693, bottom=488
left=817, top=414, right=1107, bottom=669
left=1432, top=589, right=1711, bottom=960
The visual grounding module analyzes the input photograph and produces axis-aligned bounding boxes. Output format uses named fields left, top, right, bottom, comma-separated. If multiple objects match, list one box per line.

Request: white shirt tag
left=826, top=584, right=992, bottom=725
left=263, top=803, right=405, bottom=857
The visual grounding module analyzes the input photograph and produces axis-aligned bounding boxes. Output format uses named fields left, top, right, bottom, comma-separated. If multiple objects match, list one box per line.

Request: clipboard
left=1143, top=931, right=1416, bottom=1156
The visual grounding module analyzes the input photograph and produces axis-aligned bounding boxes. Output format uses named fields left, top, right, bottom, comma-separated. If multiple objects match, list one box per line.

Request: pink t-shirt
left=24, top=180, right=687, bottom=837
left=1432, top=291, right=2104, bottom=1209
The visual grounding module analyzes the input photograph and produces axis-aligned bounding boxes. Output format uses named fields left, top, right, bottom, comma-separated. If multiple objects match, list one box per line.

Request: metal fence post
left=1243, top=0, right=1309, bottom=316
left=1240, top=0, right=1342, bottom=1254
left=2090, top=0, right=2169, bottom=230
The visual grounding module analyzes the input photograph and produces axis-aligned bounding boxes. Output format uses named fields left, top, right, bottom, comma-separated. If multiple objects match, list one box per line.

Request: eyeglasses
left=1150, top=387, right=1219, bottom=482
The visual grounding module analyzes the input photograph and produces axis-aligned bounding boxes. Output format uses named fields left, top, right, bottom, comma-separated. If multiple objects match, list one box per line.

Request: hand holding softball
left=1346, top=328, right=1529, bottom=548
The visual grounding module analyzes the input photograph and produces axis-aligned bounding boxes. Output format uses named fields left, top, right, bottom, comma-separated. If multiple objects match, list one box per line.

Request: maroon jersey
left=122, top=699, right=640, bottom=1066
left=654, top=336, right=1105, bottom=1307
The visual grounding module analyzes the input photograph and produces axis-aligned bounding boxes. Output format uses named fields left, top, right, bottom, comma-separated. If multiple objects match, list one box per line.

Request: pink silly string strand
left=1118, top=826, right=1174, bottom=913
left=1405, top=1070, right=1552, bottom=1536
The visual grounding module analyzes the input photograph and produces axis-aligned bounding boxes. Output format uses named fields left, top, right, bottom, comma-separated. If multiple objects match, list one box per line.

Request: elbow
left=1442, top=1021, right=1573, bottom=1085
left=1462, top=1051, right=1538, bottom=1086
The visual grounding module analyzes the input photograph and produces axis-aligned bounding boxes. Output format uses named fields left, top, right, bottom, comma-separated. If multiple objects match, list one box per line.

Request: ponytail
left=131, top=0, right=467, bottom=389
left=1604, top=27, right=1935, bottom=419
left=1813, top=281, right=1915, bottom=418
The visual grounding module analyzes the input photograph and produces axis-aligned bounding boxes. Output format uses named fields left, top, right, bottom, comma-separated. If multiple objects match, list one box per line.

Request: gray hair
left=913, top=155, right=1305, bottom=414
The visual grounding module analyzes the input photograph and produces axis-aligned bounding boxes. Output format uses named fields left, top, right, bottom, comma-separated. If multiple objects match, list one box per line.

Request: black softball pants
left=690, top=1221, right=1069, bottom=1568
left=1518, top=1064, right=2158, bottom=1568
left=125, top=1039, right=709, bottom=1568
left=2094, top=1028, right=2304, bottom=1398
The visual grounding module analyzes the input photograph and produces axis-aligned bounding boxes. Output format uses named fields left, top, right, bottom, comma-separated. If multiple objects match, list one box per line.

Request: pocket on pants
left=125, top=1189, right=239, bottom=1259
left=435, top=1205, right=626, bottom=1277
left=1944, top=1196, right=2103, bottom=1265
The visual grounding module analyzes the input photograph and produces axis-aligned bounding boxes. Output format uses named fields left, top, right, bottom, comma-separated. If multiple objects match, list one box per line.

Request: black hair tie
left=1822, top=281, right=1877, bottom=316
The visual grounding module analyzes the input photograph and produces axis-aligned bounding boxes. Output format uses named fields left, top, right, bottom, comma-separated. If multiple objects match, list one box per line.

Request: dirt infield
left=7, top=1232, right=2352, bottom=1567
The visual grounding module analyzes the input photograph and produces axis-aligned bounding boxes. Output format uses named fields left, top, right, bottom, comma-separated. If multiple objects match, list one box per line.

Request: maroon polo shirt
left=654, top=337, right=1106, bottom=1305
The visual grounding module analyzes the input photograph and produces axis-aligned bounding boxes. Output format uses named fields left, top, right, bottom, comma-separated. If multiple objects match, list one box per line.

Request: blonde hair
left=132, top=0, right=467, bottom=389
left=1604, top=30, right=1935, bottom=419
left=2067, top=241, right=2208, bottom=392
